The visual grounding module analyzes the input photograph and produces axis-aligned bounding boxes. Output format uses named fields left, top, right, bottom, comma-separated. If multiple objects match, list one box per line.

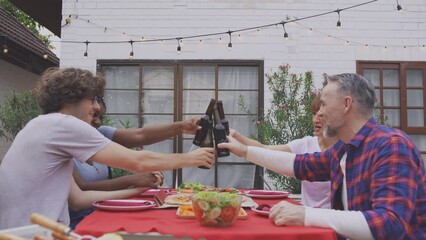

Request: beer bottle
left=213, top=109, right=230, bottom=157
left=193, top=99, right=216, bottom=146
left=216, top=100, right=229, bottom=135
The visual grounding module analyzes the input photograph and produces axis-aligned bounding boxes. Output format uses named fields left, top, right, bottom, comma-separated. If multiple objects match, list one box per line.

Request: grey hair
left=325, top=73, right=375, bottom=116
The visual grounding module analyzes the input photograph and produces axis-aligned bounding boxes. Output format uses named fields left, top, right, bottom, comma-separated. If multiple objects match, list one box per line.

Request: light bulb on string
left=227, top=30, right=233, bottom=51
left=336, top=10, right=341, bottom=29
left=83, top=40, right=89, bottom=59
left=128, top=39, right=134, bottom=60
left=396, top=0, right=402, bottom=11
left=281, top=22, right=288, bottom=40
left=2, top=36, right=8, bottom=54
left=177, top=38, right=182, bottom=55
left=42, top=39, right=48, bottom=59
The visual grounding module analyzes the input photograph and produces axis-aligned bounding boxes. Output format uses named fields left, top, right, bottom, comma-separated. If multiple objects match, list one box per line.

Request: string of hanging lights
left=2, top=0, right=418, bottom=59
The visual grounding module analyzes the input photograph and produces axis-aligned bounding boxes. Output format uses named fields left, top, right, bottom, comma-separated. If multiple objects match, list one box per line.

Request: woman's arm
left=231, top=129, right=292, bottom=152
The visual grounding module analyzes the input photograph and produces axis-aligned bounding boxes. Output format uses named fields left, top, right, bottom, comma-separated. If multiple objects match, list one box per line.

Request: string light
left=41, top=39, right=48, bottom=59
left=396, top=0, right=402, bottom=11
left=84, top=40, right=89, bottom=59
left=336, top=10, right=342, bottom=29
left=55, top=0, right=422, bottom=58
left=2, top=36, right=8, bottom=54
left=227, top=30, right=233, bottom=51
left=281, top=22, right=289, bottom=40
left=128, top=39, right=134, bottom=59
left=176, top=38, right=182, bottom=55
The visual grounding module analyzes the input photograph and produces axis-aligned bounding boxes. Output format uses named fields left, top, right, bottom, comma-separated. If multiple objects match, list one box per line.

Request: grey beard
left=323, top=125, right=337, bottom=138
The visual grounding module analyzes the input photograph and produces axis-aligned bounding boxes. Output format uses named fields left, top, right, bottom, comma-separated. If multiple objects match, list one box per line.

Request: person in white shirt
left=230, top=94, right=338, bottom=208
left=0, top=67, right=215, bottom=229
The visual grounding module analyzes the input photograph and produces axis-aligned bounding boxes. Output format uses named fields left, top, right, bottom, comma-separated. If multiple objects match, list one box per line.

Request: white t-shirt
left=287, top=136, right=331, bottom=208
left=0, top=113, right=111, bottom=229
left=72, top=126, right=117, bottom=182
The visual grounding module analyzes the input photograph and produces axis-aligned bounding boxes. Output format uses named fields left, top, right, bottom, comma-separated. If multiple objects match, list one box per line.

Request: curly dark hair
left=38, top=67, right=106, bottom=114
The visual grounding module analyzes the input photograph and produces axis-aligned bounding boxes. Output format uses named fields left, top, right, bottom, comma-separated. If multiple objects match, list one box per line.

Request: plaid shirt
left=294, top=118, right=426, bottom=239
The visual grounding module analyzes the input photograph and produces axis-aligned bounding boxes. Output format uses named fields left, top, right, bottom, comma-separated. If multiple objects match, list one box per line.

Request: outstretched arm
left=218, top=135, right=295, bottom=177
left=230, top=129, right=292, bottom=152
left=91, top=141, right=215, bottom=172
left=112, top=117, right=200, bottom=148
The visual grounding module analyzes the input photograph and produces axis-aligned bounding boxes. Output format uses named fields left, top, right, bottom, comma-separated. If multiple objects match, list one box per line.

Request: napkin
left=153, top=189, right=168, bottom=207
left=97, top=200, right=152, bottom=206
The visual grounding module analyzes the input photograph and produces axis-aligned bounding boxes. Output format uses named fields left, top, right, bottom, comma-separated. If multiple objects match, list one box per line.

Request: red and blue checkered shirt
left=294, top=118, right=426, bottom=239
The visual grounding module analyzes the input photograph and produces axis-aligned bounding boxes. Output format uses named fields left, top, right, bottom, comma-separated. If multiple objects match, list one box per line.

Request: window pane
left=182, top=164, right=215, bottom=186
left=142, top=66, right=174, bottom=89
left=141, top=115, right=174, bottom=125
left=183, top=66, right=215, bottom=89
left=104, top=90, right=139, bottom=113
left=364, top=69, right=380, bottom=87
left=182, top=90, right=215, bottom=114
left=383, top=90, right=400, bottom=107
left=407, top=69, right=423, bottom=87
left=103, top=66, right=139, bottom=89
left=143, top=139, right=173, bottom=154
left=227, top=115, right=258, bottom=139
left=218, top=165, right=255, bottom=188
left=408, top=135, right=426, bottom=152
left=408, top=109, right=424, bottom=127
left=218, top=91, right=258, bottom=114
left=105, top=114, right=139, bottom=128
left=407, top=90, right=424, bottom=107
left=218, top=66, right=258, bottom=90
left=384, top=109, right=400, bottom=126
left=141, top=90, right=174, bottom=114
left=156, top=170, right=174, bottom=188
left=383, top=69, right=399, bottom=87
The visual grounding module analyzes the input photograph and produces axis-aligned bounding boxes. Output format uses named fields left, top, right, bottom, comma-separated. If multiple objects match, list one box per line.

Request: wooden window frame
left=97, top=60, right=265, bottom=189
left=357, top=61, right=426, bottom=135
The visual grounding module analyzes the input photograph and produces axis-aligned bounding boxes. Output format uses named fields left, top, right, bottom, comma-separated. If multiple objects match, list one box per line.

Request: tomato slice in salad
left=220, top=206, right=237, bottom=222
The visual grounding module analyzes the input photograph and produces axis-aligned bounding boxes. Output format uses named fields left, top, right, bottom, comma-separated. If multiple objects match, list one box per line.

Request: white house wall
left=61, top=0, right=426, bottom=100
left=60, top=0, right=426, bottom=188
left=0, top=60, right=39, bottom=162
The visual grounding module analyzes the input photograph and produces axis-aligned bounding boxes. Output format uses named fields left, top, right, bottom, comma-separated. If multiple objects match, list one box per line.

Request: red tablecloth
left=75, top=195, right=336, bottom=240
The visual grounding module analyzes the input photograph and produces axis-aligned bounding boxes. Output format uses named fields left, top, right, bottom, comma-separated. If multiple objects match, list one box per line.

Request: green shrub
left=0, top=89, right=41, bottom=141
left=241, top=64, right=317, bottom=193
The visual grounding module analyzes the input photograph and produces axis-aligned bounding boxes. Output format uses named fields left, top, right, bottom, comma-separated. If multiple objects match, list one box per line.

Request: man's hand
left=186, top=147, right=215, bottom=169
left=126, top=172, right=162, bottom=188
left=217, top=135, right=248, bottom=158
left=151, top=171, right=164, bottom=186
left=269, top=201, right=305, bottom=226
left=180, top=116, right=202, bottom=135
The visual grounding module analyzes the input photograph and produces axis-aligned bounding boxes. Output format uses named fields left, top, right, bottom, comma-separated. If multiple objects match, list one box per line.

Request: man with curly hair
left=0, top=67, right=215, bottom=229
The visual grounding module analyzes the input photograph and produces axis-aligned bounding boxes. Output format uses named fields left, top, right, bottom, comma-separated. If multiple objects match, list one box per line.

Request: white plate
left=92, top=199, right=156, bottom=211
left=244, top=190, right=289, bottom=199
left=251, top=206, right=270, bottom=216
